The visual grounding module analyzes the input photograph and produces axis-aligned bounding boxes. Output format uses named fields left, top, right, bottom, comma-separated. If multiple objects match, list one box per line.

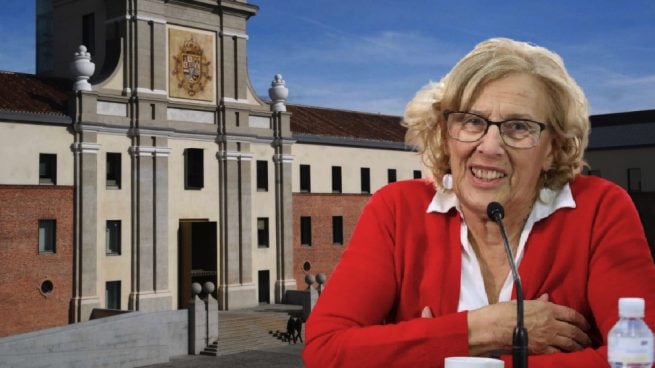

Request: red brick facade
left=292, top=193, right=371, bottom=290
left=0, top=185, right=74, bottom=337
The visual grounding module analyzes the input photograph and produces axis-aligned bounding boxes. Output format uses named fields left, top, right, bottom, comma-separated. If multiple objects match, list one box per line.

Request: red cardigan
left=303, top=175, right=655, bottom=367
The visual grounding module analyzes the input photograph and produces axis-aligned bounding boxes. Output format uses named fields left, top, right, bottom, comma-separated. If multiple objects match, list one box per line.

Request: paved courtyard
left=140, top=343, right=304, bottom=368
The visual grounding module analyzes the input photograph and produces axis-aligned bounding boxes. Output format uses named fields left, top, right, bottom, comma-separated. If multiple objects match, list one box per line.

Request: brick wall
left=0, top=185, right=74, bottom=337
left=292, top=193, right=371, bottom=290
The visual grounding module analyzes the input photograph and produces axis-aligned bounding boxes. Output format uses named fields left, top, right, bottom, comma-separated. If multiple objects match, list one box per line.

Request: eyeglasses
left=443, top=110, right=548, bottom=149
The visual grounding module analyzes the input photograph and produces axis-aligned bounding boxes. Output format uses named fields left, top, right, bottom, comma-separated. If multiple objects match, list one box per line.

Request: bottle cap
left=619, top=297, right=645, bottom=318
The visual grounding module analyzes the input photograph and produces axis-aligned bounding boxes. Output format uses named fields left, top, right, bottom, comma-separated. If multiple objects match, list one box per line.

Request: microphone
left=487, top=202, right=528, bottom=368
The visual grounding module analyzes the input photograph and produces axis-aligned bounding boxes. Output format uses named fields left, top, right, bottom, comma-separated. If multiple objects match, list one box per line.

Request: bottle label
left=608, top=336, right=654, bottom=363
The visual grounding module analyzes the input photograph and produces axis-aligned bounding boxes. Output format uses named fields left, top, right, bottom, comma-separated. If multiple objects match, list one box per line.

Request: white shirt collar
left=426, top=183, right=576, bottom=219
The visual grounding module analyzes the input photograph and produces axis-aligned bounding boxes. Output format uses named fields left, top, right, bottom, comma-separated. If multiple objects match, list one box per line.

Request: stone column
left=70, top=139, right=100, bottom=322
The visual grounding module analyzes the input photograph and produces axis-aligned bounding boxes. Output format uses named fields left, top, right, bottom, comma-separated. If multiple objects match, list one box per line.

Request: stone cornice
left=220, top=30, right=249, bottom=40
left=72, top=142, right=101, bottom=154
left=129, top=146, right=171, bottom=157
left=272, top=154, right=294, bottom=164
left=0, top=111, right=71, bottom=125
left=217, top=151, right=254, bottom=161
left=134, top=15, right=167, bottom=24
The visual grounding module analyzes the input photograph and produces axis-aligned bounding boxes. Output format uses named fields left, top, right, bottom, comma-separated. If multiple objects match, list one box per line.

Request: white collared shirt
left=426, top=185, right=576, bottom=311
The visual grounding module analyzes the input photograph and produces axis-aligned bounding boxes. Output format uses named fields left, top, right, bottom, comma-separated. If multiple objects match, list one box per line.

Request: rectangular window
left=361, top=167, right=370, bottom=193
left=39, top=153, right=57, bottom=185
left=332, top=216, right=344, bottom=245
left=257, top=218, right=269, bottom=248
left=185, top=148, right=204, bottom=189
left=106, top=153, right=121, bottom=188
left=300, top=165, right=311, bottom=192
left=38, top=219, right=56, bottom=253
left=332, top=166, right=342, bottom=193
left=627, top=168, right=642, bottom=193
left=105, top=281, right=121, bottom=310
left=256, top=160, right=268, bottom=191
left=106, top=220, right=121, bottom=255
left=82, top=13, right=95, bottom=56
left=413, top=170, right=422, bottom=179
left=388, top=169, right=397, bottom=183
left=300, top=217, right=312, bottom=246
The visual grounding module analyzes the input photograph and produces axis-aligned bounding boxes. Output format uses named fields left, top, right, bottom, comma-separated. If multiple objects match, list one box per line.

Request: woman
left=302, top=38, right=655, bottom=367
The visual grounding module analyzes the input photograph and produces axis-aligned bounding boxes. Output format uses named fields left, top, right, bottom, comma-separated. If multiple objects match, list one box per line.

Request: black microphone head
left=487, top=202, right=505, bottom=221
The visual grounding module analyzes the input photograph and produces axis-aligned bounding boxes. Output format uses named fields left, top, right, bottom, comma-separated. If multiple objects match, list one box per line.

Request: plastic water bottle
left=608, top=298, right=654, bottom=368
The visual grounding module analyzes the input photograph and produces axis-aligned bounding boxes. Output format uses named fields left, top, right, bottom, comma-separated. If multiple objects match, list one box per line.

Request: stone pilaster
left=152, top=21, right=167, bottom=93
left=154, top=144, right=171, bottom=296
left=128, top=145, right=172, bottom=311
left=272, top=110, right=298, bottom=302
left=234, top=36, right=248, bottom=101
left=70, top=140, right=100, bottom=322
left=216, top=145, right=257, bottom=309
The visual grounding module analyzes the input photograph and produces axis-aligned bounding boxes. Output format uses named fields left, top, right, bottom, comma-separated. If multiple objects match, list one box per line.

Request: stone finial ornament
left=316, top=273, right=327, bottom=295
left=268, top=74, right=288, bottom=112
left=304, top=273, right=316, bottom=289
left=191, top=282, right=202, bottom=296
left=203, top=281, right=216, bottom=295
left=70, top=45, right=95, bottom=92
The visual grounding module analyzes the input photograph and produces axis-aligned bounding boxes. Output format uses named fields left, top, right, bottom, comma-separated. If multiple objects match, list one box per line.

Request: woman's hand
left=464, top=294, right=592, bottom=356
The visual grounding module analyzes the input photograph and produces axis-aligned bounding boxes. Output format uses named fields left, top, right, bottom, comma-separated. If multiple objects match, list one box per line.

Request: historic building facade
left=0, top=0, right=422, bottom=337
left=0, top=0, right=302, bottom=336
left=0, top=0, right=652, bottom=338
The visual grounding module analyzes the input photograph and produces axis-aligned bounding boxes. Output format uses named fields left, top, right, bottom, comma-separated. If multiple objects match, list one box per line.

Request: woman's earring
left=538, top=187, right=554, bottom=203
left=441, top=173, right=453, bottom=190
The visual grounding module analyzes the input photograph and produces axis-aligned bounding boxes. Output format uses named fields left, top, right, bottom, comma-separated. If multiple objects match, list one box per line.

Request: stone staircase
left=200, top=341, right=218, bottom=356
left=213, top=304, right=305, bottom=356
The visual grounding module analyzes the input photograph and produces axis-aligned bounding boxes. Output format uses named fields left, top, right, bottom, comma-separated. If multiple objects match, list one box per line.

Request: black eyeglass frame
left=443, top=110, right=549, bottom=149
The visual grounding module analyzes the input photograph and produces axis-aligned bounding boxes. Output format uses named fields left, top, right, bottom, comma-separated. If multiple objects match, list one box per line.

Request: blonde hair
left=403, top=38, right=590, bottom=190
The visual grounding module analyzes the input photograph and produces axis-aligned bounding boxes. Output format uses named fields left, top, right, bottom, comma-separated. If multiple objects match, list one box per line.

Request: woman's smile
left=469, top=165, right=508, bottom=182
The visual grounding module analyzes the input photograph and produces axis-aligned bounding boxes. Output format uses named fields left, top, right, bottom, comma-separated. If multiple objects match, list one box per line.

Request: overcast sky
left=1, top=0, right=653, bottom=115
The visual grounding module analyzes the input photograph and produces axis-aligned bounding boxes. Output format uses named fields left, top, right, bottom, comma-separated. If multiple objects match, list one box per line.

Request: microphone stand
left=487, top=202, right=528, bottom=368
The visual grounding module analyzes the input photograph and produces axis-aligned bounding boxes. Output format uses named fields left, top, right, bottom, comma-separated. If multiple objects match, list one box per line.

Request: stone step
left=214, top=307, right=305, bottom=356
left=199, top=342, right=219, bottom=356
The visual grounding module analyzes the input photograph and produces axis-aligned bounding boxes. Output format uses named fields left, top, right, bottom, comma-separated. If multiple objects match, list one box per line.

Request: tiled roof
left=287, top=104, right=405, bottom=143
left=0, top=71, right=70, bottom=117
left=0, top=71, right=653, bottom=148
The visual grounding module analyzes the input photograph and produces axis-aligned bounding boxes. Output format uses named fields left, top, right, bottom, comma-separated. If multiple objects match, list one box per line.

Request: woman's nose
left=476, top=125, right=505, bottom=155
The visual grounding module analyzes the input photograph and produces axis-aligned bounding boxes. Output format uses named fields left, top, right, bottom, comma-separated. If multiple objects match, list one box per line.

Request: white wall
left=249, top=142, right=278, bottom=301
left=96, top=133, right=133, bottom=309
left=167, top=138, right=221, bottom=306
left=0, top=123, right=74, bottom=185
left=291, top=144, right=425, bottom=194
